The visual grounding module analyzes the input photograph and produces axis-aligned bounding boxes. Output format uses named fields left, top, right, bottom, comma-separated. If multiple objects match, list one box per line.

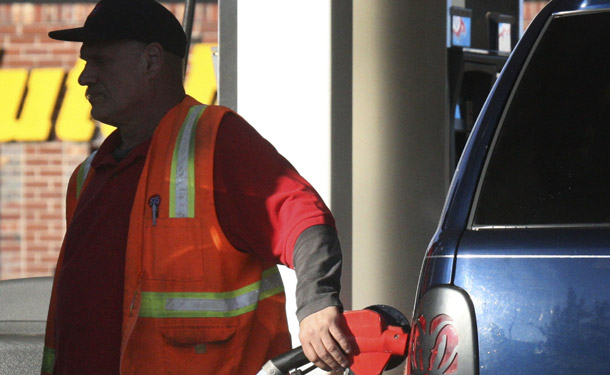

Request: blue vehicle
left=407, top=1, right=610, bottom=374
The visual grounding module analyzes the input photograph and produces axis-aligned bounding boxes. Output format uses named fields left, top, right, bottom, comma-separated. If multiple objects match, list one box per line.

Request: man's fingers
left=321, top=331, right=350, bottom=368
left=329, top=320, right=353, bottom=355
left=302, top=332, right=347, bottom=371
left=302, top=342, right=333, bottom=371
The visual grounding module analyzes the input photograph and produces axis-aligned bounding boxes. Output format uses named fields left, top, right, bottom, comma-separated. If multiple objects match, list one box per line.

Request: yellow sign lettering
left=15, top=68, right=65, bottom=142
left=0, top=69, right=28, bottom=142
left=185, top=43, right=218, bottom=105
left=55, top=59, right=96, bottom=142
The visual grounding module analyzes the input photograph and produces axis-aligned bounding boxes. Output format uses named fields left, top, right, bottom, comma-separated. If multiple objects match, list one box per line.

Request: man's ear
left=144, top=42, right=164, bottom=75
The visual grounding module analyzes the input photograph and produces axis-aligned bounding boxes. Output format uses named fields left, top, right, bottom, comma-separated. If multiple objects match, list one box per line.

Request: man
left=42, top=0, right=351, bottom=373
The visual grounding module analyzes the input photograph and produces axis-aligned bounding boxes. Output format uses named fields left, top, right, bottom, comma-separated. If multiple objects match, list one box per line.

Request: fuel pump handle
left=257, top=305, right=410, bottom=375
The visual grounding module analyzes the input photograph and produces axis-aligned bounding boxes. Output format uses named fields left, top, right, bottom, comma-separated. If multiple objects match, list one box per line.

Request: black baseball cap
left=48, top=0, right=187, bottom=58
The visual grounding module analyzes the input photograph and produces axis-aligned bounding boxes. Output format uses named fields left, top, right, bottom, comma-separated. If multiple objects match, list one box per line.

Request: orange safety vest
left=42, top=96, right=292, bottom=375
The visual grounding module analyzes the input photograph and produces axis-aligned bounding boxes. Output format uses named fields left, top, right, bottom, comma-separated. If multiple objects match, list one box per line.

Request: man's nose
left=78, top=62, right=95, bottom=86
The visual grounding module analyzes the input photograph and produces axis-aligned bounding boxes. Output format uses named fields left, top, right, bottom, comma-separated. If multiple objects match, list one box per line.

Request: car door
left=453, top=8, right=610, bottom=374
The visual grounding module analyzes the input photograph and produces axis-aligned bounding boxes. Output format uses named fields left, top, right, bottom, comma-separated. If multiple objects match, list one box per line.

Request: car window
left=473, top=10, right=610, bottom=227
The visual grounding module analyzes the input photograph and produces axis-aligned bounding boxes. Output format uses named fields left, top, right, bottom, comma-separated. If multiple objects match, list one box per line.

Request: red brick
left=25, top=146, right=40, bottom=154
left=1, top=47, right=23, bottom=57
left=24, top=181, right=48, bottom=188
left=23, top=202, right=47, bottom=210
left=40, top=214, right=63, bottom=221
left=26, top=224, right=49, bottom=232
left=0, top=24, right=18, bottom=34
left=0, top=245, right=21, bottom=253
left=40, top=234, right=63, bottom=243
left=0, top=212, right=21, bottom=220
left=39, top=254, right=60, bottom=263
left=32, top=6, right=43, bottom=23
left=40, top=192, right=63, bottom=199
left=40, top=170, right=63, bottom=177
left=0, top=213, right=20, bottom=221
left=22, top=24, right=54, bottom=35
left=10, top=40, right=39, bottom=51
left=39, top=145, right=61, bottom=153
left=29, top=250, right=53, bottom=258
left=25, top=158, right=50, bottom=166
left=1, top=202, right=22, bottom=210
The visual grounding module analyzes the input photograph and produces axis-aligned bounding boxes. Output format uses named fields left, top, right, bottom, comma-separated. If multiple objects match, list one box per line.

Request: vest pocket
left=143, top=217, right=205, bottom=281
left=160, top=323, right=239, bottom=374
left=161, top=324, right=235, bottom=347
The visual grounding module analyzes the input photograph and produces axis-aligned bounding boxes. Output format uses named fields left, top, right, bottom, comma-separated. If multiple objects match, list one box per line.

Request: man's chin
left=91, top=108, right=114, bottom=126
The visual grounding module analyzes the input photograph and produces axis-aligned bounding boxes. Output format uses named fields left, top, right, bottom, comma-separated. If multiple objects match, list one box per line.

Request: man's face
left=78, top=40, right=148, bottom=126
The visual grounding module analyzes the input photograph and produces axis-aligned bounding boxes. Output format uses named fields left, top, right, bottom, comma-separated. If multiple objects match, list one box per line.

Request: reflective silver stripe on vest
left=139, top=267, right=284, bottom=318
left=76, top=150, right=97, bottom=199
left=165, top=288, right=259, bottom=312
left=165, top=270, right=282, bottom=312
left=170, top=104, right=207, bottom=218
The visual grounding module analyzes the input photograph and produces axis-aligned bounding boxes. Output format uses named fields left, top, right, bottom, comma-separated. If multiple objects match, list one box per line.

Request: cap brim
left=49, top=27, right=99, bottom=42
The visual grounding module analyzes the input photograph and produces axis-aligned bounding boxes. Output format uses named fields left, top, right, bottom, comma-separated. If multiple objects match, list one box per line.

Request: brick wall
left=0, top=143, right=89, bottom=279
left=0, top=2, right=218, bottom=69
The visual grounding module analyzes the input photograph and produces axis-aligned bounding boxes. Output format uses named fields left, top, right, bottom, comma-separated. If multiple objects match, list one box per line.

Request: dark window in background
left=474, top=11, right=610, bottom=226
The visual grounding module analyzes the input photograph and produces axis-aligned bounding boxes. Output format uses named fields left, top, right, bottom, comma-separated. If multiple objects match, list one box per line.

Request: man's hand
left=298, top=306, right=353, bottom=371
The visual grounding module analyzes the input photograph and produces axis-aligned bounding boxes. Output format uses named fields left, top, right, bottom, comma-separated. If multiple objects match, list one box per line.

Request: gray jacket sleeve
left=293, top=224, right=343, bottom=322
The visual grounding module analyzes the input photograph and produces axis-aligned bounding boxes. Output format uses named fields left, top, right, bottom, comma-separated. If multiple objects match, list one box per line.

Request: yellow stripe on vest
left=41, top=346, right=56, bottom=374
left=169, top=104, right=207, bottom=218
left=139, top=267, right=284, bottom=318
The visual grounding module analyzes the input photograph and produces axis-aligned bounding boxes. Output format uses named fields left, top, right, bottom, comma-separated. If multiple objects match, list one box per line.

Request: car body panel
left=455, top=229, right=610, bottom=373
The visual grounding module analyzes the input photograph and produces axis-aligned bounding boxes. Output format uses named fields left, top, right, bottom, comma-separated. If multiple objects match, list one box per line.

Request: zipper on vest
left=148, top=195, right=161, bottom=226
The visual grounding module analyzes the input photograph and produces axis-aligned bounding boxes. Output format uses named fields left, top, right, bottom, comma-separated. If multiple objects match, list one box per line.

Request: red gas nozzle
left=344, top=307, right=409, bottom=375
left=258, top=305, right=410, bottom=375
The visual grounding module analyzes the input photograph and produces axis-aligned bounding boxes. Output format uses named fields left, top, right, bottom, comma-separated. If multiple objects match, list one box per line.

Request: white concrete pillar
left=352, top=0, right=449, bottom=347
